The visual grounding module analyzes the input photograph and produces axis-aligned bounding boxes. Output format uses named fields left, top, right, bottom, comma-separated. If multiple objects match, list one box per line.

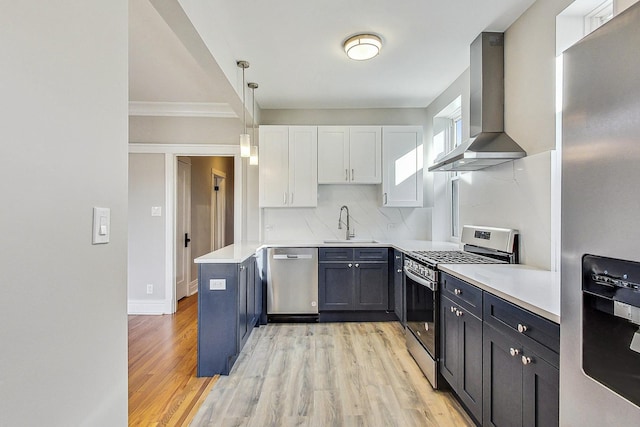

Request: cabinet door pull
left=454, top=288, right=462, bottom=295
left=521, top=355, right=533, bottom=365
left=397, top=269, right=402, bottom=273
left=450, top=306, right=456, bottom=313
left=355, top=263, right=359, bottom=268
left=384, top=193, right=388, bottom=205
left=348, top=263, right=353, bottom=268
left=345, top=169, right=349, bottom=181
left=517, top=323, right=528, bottom=333
left=351, top=168, right=354, bottom=181
left=456, top=309, right=463, bottom=317
left=283, top=192, right=288, bottom=205
left=509, top=348, right=521, bottom=357
left=290, top=193, right=294, bottom=204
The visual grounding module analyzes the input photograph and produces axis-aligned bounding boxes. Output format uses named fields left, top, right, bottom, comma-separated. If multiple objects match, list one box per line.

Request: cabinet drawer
left=441, top=273, right=483, bottom=318
left=484, top=293, right=560, bottom=355
left=319, top=247, right=353, bottom=262
left=354, top=247, right=388, bottom=262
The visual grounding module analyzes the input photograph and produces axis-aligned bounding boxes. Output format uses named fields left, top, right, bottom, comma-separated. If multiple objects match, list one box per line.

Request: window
left=434, top=96, right=463, bottom=239
left=585, top=0, right=613, bottom=33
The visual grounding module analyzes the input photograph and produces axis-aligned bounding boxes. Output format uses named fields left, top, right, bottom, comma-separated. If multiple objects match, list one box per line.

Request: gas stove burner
left=410, top=250, right=503, bottom=265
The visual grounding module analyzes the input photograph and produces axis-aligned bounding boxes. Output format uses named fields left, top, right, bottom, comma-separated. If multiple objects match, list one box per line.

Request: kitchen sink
left=323, top=239, right=379, bottom=244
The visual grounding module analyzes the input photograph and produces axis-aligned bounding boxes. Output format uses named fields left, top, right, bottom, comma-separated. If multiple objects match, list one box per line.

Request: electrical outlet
left=146, top=284, right=153, bottom=294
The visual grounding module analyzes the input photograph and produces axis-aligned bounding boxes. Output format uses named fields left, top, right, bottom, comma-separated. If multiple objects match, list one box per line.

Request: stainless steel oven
left=404, top=259, right=439, bottom=387
left=404, top=225, right=519, bottom=389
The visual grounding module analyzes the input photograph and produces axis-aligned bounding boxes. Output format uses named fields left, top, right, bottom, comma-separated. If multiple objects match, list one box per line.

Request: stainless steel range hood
left=429, top=32, right=526, bottom=172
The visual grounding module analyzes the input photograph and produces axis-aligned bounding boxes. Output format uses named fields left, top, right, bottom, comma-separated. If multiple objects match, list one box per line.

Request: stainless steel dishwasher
left=267, top=247, right=318, bottom=321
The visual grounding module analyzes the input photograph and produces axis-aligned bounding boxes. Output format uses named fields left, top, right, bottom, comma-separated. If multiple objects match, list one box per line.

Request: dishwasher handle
left=272, top=254, right=313, bottom=260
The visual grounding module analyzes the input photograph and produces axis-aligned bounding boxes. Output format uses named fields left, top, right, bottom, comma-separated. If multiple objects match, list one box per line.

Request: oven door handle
left=404, top=267, right=437, bottom=292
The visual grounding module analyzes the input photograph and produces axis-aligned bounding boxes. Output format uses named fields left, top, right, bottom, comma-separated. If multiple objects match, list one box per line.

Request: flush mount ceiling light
left=237, top=60, right=251, bottom=157
left=343, top=34, right=382, bottom=61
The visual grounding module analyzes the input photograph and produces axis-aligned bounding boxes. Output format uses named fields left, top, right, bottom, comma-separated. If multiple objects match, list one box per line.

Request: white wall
left=0, top=1, right=128, bottom=425
left=504, top=0, right=575, bottom=155
left=128, top=154, right=168, bottom=309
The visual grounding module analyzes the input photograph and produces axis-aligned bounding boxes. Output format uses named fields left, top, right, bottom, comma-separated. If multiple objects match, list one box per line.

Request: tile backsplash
left=263, top=185, right=432, bottom=242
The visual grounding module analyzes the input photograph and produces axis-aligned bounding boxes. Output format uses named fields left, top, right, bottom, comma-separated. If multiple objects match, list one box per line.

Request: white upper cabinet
left=259, top=126, right=317, bottom=207
left=317, top=126, right=349, bottom=183
left=382, top=126, right=424, bottom=207
left=317, top=126, right=381, bottom=184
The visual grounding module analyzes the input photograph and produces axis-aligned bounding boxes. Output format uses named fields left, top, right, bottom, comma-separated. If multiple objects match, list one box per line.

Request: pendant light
left=237, top=60, right=251, bottom=157
left=248, top=82, right=259, bottom=166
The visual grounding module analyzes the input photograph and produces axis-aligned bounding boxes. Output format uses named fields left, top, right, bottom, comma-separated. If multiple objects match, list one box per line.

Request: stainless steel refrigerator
left=562, top=2, right=640, bottom=425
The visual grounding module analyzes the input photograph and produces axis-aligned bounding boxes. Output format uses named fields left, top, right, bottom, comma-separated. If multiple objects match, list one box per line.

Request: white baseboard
left=128, top=299, right=173, bottom=315
left=188, top=279, right=198, bottom=296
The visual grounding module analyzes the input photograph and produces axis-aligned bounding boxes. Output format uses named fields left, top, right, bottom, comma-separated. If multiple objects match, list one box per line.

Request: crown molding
left=129, top=101, right=237, bottom=118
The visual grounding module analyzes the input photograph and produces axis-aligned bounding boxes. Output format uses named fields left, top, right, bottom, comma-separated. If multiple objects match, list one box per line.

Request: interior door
left=176, top=158, right=191, bottom=301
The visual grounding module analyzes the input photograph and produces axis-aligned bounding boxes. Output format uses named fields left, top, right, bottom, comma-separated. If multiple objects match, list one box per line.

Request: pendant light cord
left=242, top=66, right=247, bottom=134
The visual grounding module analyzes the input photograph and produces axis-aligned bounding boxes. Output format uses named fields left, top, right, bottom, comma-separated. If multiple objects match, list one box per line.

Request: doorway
left=175, top=156, right=235, bottom=305
left=176, top=157, right=192, bottom=301
left=211, top=169, right=227, bottom=252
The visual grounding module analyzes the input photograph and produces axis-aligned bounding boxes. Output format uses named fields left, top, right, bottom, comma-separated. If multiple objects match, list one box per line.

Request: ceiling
left=130, top=0, right=536, bottom=112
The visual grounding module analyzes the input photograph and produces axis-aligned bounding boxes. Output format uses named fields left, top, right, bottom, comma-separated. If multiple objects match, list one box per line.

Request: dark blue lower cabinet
left=393, top=250, right=404, bottom=323
left=483, top=323, right=524, bottom=427
left=440, top=296, right=483, bottom=423
left=483, top=322, right=559, bottom=427
left=522, top=344, right=559, bottom=427
left=354, top=262, right=388, bottom=311
left=197, top=257, right=256, bottom=377
left=318, top=263, right=353, bottom=310
left=318, top=247, right=389, bottom=312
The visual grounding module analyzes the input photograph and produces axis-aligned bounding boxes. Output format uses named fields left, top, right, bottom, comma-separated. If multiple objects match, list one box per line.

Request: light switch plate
left=92, top=207, right=110, bottom=244
left=209, top=279, right=226, bottom=290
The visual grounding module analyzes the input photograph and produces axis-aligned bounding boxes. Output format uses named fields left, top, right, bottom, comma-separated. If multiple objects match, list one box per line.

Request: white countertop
left=194, top=239, right=460, bottom=264
left=194, top=240, right=560, bottom=323
left=439, top=263, right=560, bottom=323
left=194, top=242, right=262, bottom=264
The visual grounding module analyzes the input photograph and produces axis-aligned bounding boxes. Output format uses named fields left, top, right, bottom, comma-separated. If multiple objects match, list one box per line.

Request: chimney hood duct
left=429, top=33, right=526, bottom=172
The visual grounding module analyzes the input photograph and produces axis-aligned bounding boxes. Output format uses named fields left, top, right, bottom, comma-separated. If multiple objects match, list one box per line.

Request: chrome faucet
left=338, top=205, right=355, bottom=240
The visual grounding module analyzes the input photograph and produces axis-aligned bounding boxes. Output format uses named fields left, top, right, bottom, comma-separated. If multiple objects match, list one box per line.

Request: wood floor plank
left=191, top=321, right=474, bottom=427
left=128, top=295, right=218, bottom=426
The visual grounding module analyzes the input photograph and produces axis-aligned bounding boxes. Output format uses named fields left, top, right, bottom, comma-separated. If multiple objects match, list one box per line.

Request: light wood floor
left=128, top=295, right=218, bottom=426
left=191, top=322, right=473, bottom=427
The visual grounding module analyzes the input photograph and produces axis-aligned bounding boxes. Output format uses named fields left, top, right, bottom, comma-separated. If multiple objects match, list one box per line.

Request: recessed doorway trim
left=129, top=143, right=242, bottom=314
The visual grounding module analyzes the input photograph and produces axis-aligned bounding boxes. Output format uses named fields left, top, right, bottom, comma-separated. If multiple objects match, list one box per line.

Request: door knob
left=185, top=233, right=191, bottom=248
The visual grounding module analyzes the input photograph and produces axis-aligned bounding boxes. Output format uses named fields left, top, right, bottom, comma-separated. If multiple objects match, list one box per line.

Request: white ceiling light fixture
left=248, top=82, right=259, bottom=166
left=237, top=60, right=251, bottom=157
left=343, top=33, right=382, bottom=61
